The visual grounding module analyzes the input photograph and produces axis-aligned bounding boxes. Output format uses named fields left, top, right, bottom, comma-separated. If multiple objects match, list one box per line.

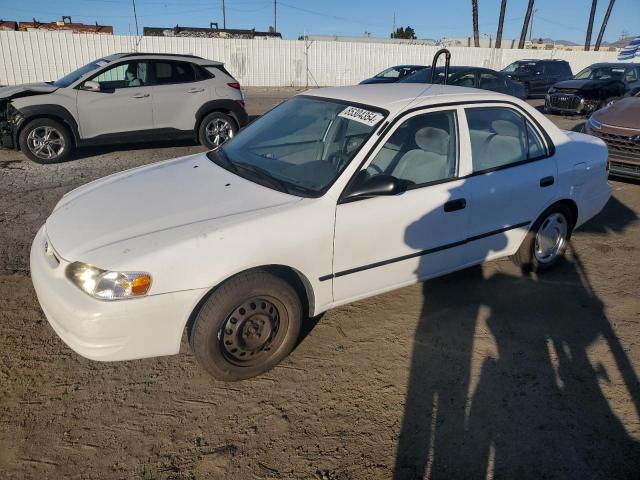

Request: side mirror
left=343, top=174, right=404, bottom=201
left=81, top=80, right=101, bottom=92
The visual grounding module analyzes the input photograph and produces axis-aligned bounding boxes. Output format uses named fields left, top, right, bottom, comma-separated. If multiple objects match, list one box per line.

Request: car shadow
left=393, top=196, right=640, bottom=479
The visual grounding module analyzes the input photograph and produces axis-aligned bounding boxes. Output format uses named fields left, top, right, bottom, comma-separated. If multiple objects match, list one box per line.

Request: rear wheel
left=511, top=204, right=574, bottom=273
left=189, top=270, right=302, bottom=381
left=19, top=118, right=73, bottom=164
left=198, top=112, right=237, bottom=149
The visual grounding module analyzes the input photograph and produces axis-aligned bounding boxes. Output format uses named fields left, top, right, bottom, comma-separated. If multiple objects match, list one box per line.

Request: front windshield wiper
left=207, top=148, right=238, bottom=172
left=234, top=162, right=291, bottom=194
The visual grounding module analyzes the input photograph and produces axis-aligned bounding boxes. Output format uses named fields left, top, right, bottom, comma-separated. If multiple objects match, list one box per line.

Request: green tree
left=391, top=26, right=417, bottom=39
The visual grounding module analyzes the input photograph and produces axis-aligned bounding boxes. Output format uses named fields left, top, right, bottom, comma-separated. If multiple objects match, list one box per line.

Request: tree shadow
left=394, top=197, right=640, bottom=479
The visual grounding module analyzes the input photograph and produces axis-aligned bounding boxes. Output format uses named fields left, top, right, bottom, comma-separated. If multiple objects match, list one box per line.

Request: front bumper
left=584, top=123, right=640, bottom=179
left=30, top=226, right=207, bottom=361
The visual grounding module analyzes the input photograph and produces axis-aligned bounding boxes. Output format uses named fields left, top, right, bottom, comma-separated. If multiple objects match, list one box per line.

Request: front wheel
left=198, top=112, right=238, bottom=149
left=511, top=204, right=574, bottom=273
left=189, top=270, right=302, bottom=381
left=18, top=118, right=73, bottom=164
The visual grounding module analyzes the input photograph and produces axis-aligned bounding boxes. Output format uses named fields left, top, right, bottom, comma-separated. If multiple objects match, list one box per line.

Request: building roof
left=18, top=20, right=113, bottom=34
left=143, top=26, right=281, bottom=39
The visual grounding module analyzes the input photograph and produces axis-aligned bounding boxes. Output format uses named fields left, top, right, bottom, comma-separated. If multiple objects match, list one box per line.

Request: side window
left=452, top=72, right=476, bottom=88
left=367, top=110, right=458, bottom=186
left=625, top=68, right=638, bottom=83
left=91, top=61, right=149, bottom=89
left=466, top=107, right=546, bottom=172
left=153, top=61, right=197, bottom=85
left=479, top=72, right=503, bottom=89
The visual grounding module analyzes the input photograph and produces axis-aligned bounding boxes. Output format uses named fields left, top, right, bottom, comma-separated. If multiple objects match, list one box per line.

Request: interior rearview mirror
left=343, top=174, right=404, bottom=201
left=81, top=81, right=101, bottom=92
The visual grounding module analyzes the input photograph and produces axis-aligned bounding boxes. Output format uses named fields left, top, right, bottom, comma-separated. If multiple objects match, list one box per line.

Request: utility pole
left=518, top=0, right=535, bottom=49
left=471, top=0, right=479, bottom=47
left=495, top=0, right=507, bottom=49
left=273, top=0, right=277, bottom=32
left=131, top=0, right=139, bottom=36
left=222, top=0, right=226, bottom=29
left=528, top=8, right=537, bottom=43
left=594, top=0, right=616, bottom=51
left=585, top=0, right=598, bottom=51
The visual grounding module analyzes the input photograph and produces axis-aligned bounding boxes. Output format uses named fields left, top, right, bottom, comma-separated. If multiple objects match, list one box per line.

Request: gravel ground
left=0, top=88, right=638, bottom=479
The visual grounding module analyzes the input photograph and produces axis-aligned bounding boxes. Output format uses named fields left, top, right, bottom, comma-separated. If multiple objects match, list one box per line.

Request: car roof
left=302, top=83, right=510, bottom=111
left=588, top=62, right=635, bottom=68
left=514, top=59, right=567, bottom=63
left=103, top=52, right=222, bottom=66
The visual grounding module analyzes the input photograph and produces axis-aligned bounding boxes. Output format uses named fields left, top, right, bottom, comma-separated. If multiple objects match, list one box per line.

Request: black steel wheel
left=189, top=270, right=301, bottom=381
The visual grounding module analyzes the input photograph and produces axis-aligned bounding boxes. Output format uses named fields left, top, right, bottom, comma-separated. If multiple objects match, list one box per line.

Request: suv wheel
left=189, top=270, right=302, bottom=381
left=19, top=118, right=73, bottom=164
left=198, top=112, right=238, bottom=149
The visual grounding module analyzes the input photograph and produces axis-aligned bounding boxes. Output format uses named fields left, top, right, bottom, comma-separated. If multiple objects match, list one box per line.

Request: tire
left=198, top=112, right=238, bottom=149
left=18, top=118, right=73, bottom=164
left=511, top=204, right=574, bottom=273
left=189, top=270, right=302, bottom=381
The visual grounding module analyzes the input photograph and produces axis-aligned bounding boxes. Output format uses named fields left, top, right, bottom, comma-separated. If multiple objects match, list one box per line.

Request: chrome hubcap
left=27, top=126, right=65, bottom=160
left=205, top=119, right=234, bottom=147
left=534, top=212, right=568, bottom=263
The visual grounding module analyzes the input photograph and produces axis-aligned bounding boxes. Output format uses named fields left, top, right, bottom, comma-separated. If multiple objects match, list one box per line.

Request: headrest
left=491, top=119, right=521, bottom=137
left=414, top=127, right=449, bottom=155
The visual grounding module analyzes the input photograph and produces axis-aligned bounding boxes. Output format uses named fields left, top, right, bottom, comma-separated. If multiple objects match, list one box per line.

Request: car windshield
left=503, top=62, right=537, bottom=73
left=52, top=59, right=110, bottom=87
left=374, top=66, right=423, bottom=79
left=207, top=96, right=385, bottom=197
left=574, top=66, right=626, bottom=81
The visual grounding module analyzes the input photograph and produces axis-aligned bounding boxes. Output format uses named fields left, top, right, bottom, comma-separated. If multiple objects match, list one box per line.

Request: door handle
left=540, top=176, right=555, bottom=187
left=188, top=88, right=205, bottom=93
left=131, top=93, right=150, bottom=98
left=444, top=198, right=467, bottom=212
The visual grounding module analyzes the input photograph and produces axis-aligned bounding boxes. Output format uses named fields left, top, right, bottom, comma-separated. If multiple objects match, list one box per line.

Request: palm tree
left=585, top=0, right=598, bottom=50
left=472, top=0, right=479, bottom=47
left=518, top=0, right=535, bottom=49
left=496, top=0, right=507, bottom=49
left=595, top=0, right=616, bottom=51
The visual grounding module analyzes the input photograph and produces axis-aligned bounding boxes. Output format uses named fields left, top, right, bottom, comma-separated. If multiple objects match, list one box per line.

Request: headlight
left=588, top=116, right=602, bottom=130
left=66, top=262, right=152, bottom=300
left=547, top=87, right=556, bottom=94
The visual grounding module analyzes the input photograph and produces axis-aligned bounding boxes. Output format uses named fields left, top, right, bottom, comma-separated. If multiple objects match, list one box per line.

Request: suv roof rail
left=117, top=52, right=205, bottom=60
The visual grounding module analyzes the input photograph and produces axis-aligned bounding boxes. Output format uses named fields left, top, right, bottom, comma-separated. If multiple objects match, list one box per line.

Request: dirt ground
left=0, top=88, right=638, bottom=480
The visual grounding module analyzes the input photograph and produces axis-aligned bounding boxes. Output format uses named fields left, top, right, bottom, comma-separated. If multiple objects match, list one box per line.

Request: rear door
left=151, top=60, right=210, bottom=132
left=76, top=61, right=153, bottom=139
left=461, top=104, right=558, bottom=264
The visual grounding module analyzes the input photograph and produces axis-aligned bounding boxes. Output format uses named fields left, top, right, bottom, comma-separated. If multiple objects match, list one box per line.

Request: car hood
left=553, top=79, right=614, bottom=91
left=46, top=153, right=300, bottom=259
left=593, top=96, right=640, bottom=129
left=0, top=82, right=58, bottom=100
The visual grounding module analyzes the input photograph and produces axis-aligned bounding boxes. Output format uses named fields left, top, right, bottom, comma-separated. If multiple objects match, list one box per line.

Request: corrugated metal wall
left=0, top=31, right=621, bottom=87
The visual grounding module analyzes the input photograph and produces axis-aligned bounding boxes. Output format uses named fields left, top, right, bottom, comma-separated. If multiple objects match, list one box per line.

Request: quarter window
left=367, top=110, right=458, bottom=186
left=466, top=107, right=547, bottom=172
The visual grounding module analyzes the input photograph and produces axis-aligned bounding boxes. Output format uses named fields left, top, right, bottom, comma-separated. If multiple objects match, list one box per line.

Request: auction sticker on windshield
left=338, top=106, right=384, bottom=126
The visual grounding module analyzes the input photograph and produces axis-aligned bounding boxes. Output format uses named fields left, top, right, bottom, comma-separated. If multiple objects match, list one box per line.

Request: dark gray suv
left=502, top=59, right=573, bottom=98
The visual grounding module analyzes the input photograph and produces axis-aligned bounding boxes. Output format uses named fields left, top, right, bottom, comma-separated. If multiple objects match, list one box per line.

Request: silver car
left=0, top=53, right=248, bottom=163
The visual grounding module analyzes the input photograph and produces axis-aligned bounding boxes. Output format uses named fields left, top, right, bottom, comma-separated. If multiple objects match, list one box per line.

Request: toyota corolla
left=31, top=84, right=611, bottom=381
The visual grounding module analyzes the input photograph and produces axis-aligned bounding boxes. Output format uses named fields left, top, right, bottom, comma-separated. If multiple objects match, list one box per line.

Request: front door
left=76, top=60, right=153, bottom=139
left=462, top=104, right=558, bottom=264
left=332, top=107, right=470, bottom=304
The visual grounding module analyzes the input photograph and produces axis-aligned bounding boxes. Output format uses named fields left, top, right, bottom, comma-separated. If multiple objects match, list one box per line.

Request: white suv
left=0, top=53, right=248, bottom=163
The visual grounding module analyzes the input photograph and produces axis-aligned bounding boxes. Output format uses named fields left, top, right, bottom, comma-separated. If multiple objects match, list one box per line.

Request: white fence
left=0, top=30, right=621, bottom=87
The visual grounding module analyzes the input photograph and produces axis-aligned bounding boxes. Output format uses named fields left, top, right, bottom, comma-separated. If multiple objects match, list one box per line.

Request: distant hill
left=603, top=36, right=639, bottom=48
left=538, top=37, right=580, bottom=46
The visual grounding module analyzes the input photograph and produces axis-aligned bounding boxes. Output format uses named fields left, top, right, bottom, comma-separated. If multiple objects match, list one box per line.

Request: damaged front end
left=0, top=99, right=24, bottom=149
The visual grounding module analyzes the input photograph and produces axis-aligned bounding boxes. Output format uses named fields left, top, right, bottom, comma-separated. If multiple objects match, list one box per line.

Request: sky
left=2, top=0, right=638, bottom=44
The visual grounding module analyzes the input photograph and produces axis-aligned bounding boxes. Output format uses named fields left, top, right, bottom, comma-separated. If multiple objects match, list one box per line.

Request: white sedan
left=31, top=84, right=611, bottom=381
